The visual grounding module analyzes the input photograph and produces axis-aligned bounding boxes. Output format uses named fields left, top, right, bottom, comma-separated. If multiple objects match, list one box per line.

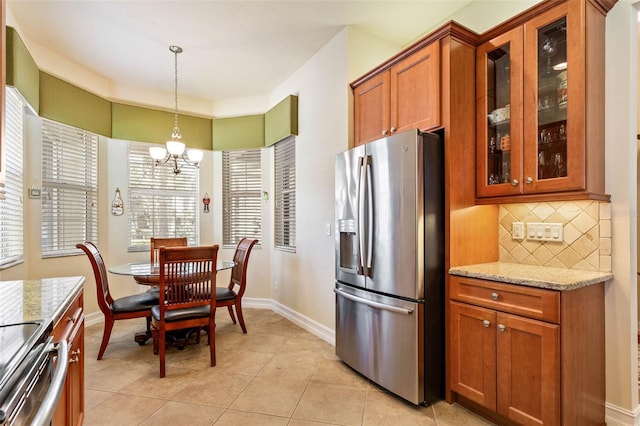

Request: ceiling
left=7, top=0, right=488, bottom=106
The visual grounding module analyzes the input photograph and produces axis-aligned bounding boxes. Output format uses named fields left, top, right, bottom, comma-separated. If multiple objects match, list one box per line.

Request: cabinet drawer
left=450, top=276, right=559, bottom=323
left=53, top=292, right=84, bottom=342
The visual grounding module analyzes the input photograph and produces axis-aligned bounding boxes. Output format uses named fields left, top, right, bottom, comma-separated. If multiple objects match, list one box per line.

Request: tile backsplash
left=499, top=200, right=611, bottom=272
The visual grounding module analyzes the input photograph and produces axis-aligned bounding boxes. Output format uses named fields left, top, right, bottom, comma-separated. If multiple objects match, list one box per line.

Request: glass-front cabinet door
left=476, top=27, right=523, bottom=198
left=523, top=2, right=584, bottom=193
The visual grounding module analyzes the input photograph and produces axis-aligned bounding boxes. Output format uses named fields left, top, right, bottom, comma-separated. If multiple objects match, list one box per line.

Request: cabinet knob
left=498, top=324, right=506, bottom=332
left=390, top=127, right=396, bottom=133
left=482, top=320, right=490, bottom=328
left=491, top=292, right=499, bottom=301
left=511, top=179, right=519, bottom=186
left=381, top=129, right=388, bottom=135
left=69, top=356, right=80, bottom=364
left=526, top=176, right=534, bottom=184
left=71, top=348, right=81, bottom=357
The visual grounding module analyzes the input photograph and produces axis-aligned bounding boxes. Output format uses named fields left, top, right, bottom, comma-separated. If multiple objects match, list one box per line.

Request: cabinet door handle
left=71, top=348, right=81, bottom=357
left=491, top=292, right=499, bottom=301
left=390, top=127, right=396, bottom=133
left=526, top=176, right=534, bottom=184
left=511, top=179, right=519, bottom=186
left=482, top=320, right=490, bottom=328
left=66, top=316, right=75, bottom=323
left=498, top=324, right=506, bottom=332
left=381, top=129, right=388, bottom=135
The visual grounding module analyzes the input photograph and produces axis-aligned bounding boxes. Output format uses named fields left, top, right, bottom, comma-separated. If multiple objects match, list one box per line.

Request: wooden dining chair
left=216, top=238, right=258, bottom=333
left=151, top=245, right=219, bottom=378
left=134, top=237, right=188, bottom=286
left=149, top=237, right=188, bottom=264
left=76, top=242, right=159, bottom=360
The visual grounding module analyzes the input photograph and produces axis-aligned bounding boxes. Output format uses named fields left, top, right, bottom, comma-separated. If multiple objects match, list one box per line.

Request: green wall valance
left=39, top=72, right=112, bottom=137
left=265, top=95, right=298, bottom=147
left=111, top=103, right=212, bottom=150
left=6, top=27, right=40, bottom=111
left=212, top=115, right=265, bottom=151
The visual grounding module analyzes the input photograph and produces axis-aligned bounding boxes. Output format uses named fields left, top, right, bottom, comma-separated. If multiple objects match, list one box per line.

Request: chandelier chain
left=171, top=45, right=181, bottom=140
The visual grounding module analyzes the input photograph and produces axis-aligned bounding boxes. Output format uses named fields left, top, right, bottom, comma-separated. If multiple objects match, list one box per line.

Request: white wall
left=604, top=1, right=639, bottom=421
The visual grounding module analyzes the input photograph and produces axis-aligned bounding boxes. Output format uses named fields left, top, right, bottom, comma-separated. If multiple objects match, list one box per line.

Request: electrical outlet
left=512, top=222, right=524, bottom=240
left=526, top=222, right=563, bottom=242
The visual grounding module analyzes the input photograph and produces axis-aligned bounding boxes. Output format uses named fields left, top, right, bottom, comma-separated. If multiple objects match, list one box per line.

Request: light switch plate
left=512, top=222, right=524, bottom=240
left=526, top=222, right=563, bottom=242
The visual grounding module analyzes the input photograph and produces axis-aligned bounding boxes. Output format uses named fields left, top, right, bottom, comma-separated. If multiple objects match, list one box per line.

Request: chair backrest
left=75, top=242, right=114, bottom=314
left=150, top=237, right=188, bottom=264
left=228, top=238, right=258, bottom=297
left=158, top=245, right=219, bottom=319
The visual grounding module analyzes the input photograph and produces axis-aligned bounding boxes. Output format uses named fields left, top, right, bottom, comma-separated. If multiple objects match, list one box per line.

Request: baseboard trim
left=244, top=297, right=336, bottom=345
left=605, top=401, right=640, bottom=426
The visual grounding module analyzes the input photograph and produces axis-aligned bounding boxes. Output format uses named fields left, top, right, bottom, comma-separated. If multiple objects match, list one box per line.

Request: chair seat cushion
left=151, top=305, right=211, bottom=322
left=112, top=292, right=158, bottom=313
left=216, top=287, right=237, bottom=302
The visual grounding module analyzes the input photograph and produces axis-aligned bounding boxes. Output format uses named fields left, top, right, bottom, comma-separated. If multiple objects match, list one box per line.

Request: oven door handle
left=31, top=340, right=68, bottom=426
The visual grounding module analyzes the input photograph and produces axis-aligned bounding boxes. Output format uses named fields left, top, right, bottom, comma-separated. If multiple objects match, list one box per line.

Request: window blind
left=41, top=119, right=98, bottom=257
left=0, top=88, right=25, bottom=267
left=222, top=149, right=262, bottom=248
left=127, top=142, right=199, bottom=251
left=274, top=136, right=295, bottom=251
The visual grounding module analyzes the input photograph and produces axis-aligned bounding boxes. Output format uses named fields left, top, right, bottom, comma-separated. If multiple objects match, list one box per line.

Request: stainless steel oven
left=0, top=321, right=68, bottom=426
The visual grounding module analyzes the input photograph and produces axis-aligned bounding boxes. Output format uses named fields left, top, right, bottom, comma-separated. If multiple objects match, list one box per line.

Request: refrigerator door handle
left=365, top=160, right=373, bottom=273
left=334, top=288, right=414, bottom=315
left=357, top=156, right=366, bottom=275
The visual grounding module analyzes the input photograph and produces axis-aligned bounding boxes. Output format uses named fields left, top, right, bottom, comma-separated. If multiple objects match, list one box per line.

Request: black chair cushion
left=151, top=305, right=211, bottom=322
left=112, top=292, right=159, bottom=313
left=216, top=287, right=237, bottom=302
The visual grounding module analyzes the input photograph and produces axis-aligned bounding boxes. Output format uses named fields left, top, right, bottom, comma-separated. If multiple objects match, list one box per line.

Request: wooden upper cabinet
left=476, top=0, right=609, bottom=203
left=352, top=40, right=440, bottom=146
left=476, top=27, right=524, bottom=198
left=353, top=72, right=390, bottom=146
left=390, top=41, right=440, bottom=135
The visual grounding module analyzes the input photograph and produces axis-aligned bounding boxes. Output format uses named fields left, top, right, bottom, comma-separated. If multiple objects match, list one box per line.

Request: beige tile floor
left=84, top=308, right=496, bottom=425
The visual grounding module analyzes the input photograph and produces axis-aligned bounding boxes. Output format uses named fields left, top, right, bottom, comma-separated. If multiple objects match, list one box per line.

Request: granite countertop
left=0, top=276, right=85, bottom=325
left=449, top=262, right=613, bottom=291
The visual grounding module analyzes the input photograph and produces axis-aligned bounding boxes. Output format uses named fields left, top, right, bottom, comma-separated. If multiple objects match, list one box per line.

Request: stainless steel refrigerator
left=334, top=129, right=444, bottom=405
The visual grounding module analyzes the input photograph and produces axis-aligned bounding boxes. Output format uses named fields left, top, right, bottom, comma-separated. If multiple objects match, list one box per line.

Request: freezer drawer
left=335, top=284, right=424, bottom=404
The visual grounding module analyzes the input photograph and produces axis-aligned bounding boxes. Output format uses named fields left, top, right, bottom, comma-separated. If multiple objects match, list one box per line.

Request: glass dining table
left=108, top=260, right=236, bottom=284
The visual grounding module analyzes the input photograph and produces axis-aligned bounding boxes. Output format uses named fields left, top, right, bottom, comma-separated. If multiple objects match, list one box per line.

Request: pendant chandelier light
left=149, top=45, right=203, bottom=174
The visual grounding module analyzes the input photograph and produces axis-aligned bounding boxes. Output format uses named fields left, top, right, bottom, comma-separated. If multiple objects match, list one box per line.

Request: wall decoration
left=202, top=193, right=210, bottom=213
left=111, top=188, right=124, bottom=216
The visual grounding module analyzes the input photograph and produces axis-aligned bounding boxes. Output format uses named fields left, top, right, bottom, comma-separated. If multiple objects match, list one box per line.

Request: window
left=0, top=88, right=25, bottom=267
left=222, top=149, right=262, bottom=247
left=127, top=142, right=199, bottom=250
left=274, top=137, right=295, bottom=251
left=41, top=119, right=98, bottom=257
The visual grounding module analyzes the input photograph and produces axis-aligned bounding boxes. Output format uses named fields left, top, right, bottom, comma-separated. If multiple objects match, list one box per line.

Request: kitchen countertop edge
left=449, top=262, right=613, bottom=291
left=48, top=276, right=85, bottom=325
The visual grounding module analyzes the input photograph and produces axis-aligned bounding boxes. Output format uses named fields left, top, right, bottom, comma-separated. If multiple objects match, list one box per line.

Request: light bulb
left=149, top=146, right=167, bottom=161
left=166, top=141, right=185, bottom=156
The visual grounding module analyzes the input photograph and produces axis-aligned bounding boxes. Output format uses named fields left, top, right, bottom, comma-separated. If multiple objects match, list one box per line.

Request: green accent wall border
left=112, top=103, right=212, bottom=150
left=265, top=95, right=298, bottom=147
left=39, top=72, right=112, bottom=137
left=6, top=27, right=40, bottom=112
left=212, top=115, right=265, bottom=151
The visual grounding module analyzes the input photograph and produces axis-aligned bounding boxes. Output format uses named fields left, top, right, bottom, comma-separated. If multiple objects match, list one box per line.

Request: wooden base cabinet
left=52, top=291, right=84, bottom=426
left=448, top=276, right=604, bottom=425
